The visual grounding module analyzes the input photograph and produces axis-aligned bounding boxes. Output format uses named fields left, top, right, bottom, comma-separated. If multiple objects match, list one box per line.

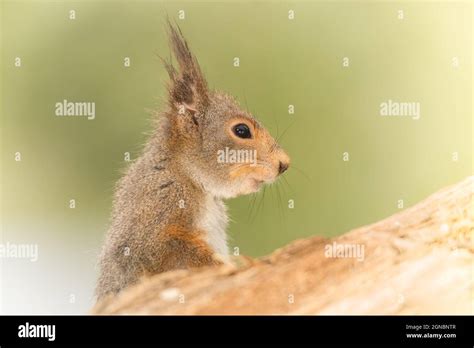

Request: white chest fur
left=198, top=195, right=229, bottom=259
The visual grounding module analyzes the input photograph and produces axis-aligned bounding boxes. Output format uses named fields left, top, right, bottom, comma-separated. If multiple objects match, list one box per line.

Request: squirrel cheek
left=229, top=166, right=254, bottom=180
left=233, top=165, right=267, bottom=180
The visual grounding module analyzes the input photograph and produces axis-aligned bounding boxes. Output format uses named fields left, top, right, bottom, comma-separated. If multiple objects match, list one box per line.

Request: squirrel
left=95, top=22, right=290, bottom=299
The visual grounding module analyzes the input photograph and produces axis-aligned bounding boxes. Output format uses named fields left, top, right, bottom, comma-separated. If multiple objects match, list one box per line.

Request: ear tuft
left=163, top=20, right=208, bottom=112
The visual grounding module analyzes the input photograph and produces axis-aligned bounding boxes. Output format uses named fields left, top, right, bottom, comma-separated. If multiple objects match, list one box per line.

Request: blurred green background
left=1, top=0, right=472, bottom=313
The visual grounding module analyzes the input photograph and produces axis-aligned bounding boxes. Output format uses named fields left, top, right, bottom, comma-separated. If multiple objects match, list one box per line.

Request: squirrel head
left=161, top=22, right=290, bottom=199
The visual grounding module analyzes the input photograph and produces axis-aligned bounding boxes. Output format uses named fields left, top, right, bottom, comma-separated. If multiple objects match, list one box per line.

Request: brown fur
left=96, top=21, right=290, bottom=299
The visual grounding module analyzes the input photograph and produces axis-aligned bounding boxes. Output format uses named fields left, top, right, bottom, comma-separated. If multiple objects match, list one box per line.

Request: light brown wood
left=93, top=176, right=473, bottom=315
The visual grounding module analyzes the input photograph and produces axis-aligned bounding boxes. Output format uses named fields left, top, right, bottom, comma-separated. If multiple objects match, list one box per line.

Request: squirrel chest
left=197, top=195, right=229, bottom=259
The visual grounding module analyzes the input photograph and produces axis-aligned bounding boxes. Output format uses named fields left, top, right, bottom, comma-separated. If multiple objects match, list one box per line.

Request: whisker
left=255, top=186, right=267, bottom=220
left=281, top=175, right=293, bottom=193
left=269, top=183, right=276, bottom=221
left=290, top=165, right=311, bottom=182
left=276, top=182, right=285, bottom=223
left=272, top=110, right=280, bottom=140
left=243, top=89, right=251, bottom=114
left=247, top=192, right=258, bottom=222
left=276, top=120, right=295, bottom=144
left=279, top=183, right=289, bottom=232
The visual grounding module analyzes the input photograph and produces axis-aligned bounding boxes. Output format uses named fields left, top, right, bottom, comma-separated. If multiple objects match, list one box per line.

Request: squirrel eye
left=232, top=123, right=252, bottom=139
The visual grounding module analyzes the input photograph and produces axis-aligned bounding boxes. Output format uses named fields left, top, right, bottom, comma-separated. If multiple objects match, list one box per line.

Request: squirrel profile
left=96, top=22, right=290, bottom=299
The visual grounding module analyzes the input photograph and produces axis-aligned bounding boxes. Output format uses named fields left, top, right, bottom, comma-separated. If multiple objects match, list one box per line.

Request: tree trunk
left=93, top=176, right=473, bottom=315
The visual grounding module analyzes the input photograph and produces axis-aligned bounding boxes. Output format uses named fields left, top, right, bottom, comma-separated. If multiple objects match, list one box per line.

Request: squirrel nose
left=278, top=161, right=289, bottom=175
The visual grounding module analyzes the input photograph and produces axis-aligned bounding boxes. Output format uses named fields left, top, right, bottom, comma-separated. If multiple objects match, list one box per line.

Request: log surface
left=93, top=176, right=473, bottom=315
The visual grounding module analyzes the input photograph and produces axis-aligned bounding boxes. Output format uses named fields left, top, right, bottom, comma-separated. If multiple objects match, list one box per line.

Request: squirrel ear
left=177, top=102, right=197, bottom=115
left=163, top=21, right=208, bottom=114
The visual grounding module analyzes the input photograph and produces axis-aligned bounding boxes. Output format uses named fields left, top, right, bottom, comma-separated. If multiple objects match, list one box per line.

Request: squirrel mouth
left=251, top=179, right=265, bottom=189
